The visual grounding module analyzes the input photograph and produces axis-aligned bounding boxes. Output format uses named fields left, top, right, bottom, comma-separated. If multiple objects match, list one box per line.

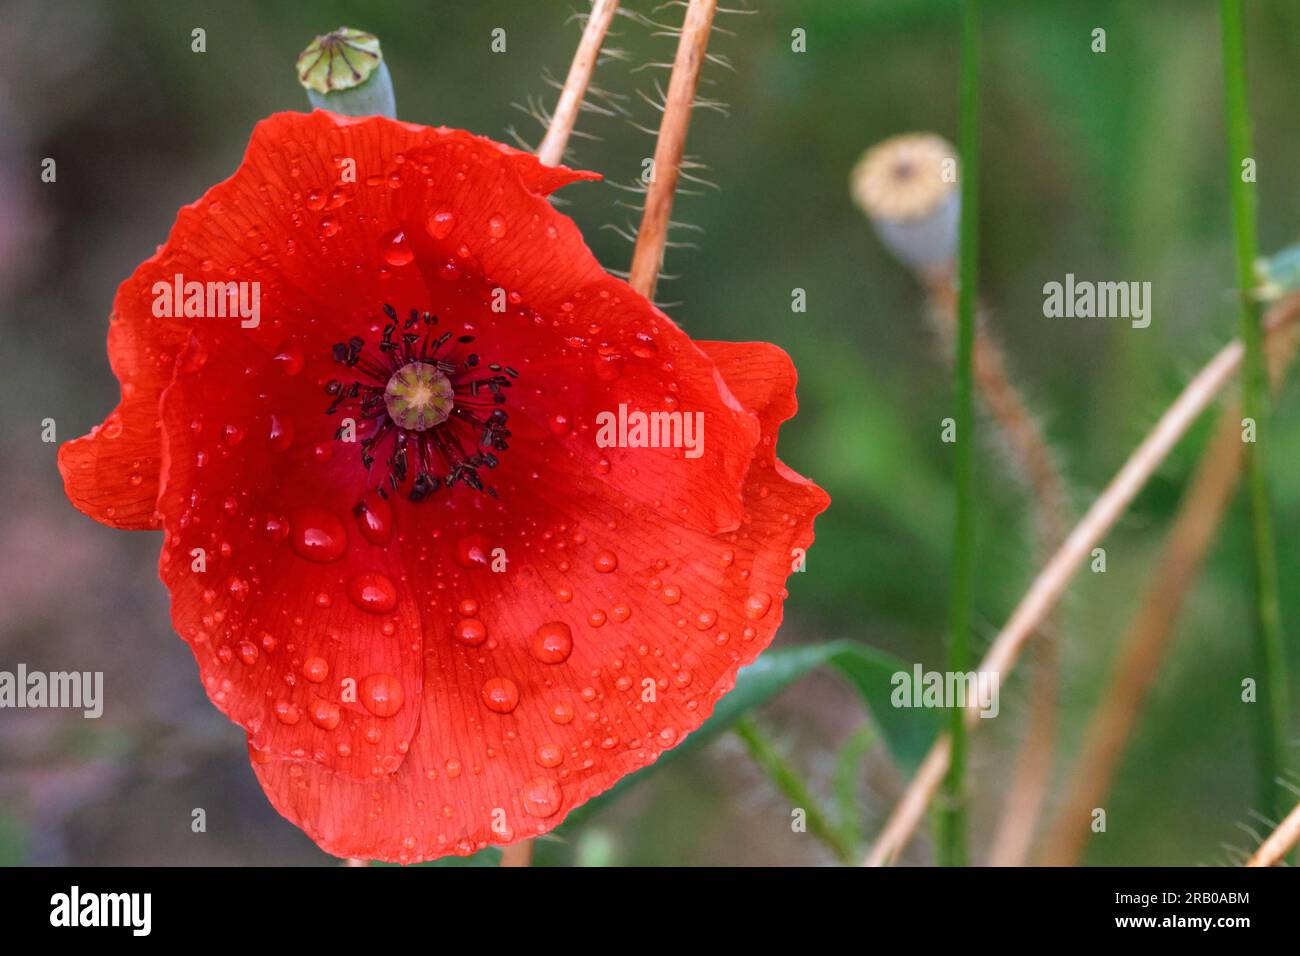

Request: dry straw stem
left=864, top=301, right=1300, bottom=866
left=925, top=271, right=1069, bottom=867
left=536, top=0, right=621, bottom=167
left=1248, top=796, right=1300, bottom=866
left=1041, top=294, right=1300, bottom=867
left=628, top=0, right=717, bottom=299
left=499, top=840, right=535, bottom=867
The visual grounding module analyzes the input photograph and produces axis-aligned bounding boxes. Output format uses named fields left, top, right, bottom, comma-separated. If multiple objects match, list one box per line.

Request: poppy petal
left=390, top=142, right=762, bottom=535
left=250, top=341, right=827, bottom=862
left=59, top=111, right=596, bottom=532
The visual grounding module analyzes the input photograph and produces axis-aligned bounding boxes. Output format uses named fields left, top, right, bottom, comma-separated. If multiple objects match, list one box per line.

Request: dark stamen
left=323, top=302, right=512, bottom=504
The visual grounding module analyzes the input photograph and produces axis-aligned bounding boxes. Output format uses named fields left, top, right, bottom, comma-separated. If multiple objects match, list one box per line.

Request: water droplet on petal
left=482, top=677, right=520, bottom=714
left=531, top=622, right=573, bottom=665
left=426, top=208, right=455, bottom=239
left=360, top=673, right=404, bottom=717
left=535, top=743, right=563, bottom=768
left=548, top=413, right=571, bottom=437
left=744, top=592, right=773, bottom=620
left=289, top=507, right=348, bottom=563
left=380, top=228, right=414, bottom=266
left=487, top=214, right=507, bottom=239
left=356, top=493, right=394, bottom=545
left=631, top=331, right=659, bottom=358
left=594, top=353, right=624, bottom=381
left=309, top=698, right=341, bottom=730
left=520, top=777, right=562, bottom=818
left=302, top=656, right=329, bottom=683
left=593, top=550, right=618, bottom=573
left=453, top=617, right=487, bottom=646
left=348, top=572, right=398, bottom=614
left=273, top=347, right=305, bottom=376
left=268, top=413, right=294, bottom=452
left=455, top=534, right=491, bottom=569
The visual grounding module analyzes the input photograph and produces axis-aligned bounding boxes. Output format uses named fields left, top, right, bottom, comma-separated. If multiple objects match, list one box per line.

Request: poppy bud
left=296, top=27, right=396, bottom=119
left=850, top=133, right=959, bottom=279
left=1254, top=243, right=1300, bottom=302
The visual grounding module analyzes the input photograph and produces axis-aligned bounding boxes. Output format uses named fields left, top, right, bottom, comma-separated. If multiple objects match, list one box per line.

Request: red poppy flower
left=59, top=110, right=829, bottom=861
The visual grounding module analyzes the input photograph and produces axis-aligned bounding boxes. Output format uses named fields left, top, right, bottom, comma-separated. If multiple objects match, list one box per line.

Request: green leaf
left=557, top=640, right=936, bottom=833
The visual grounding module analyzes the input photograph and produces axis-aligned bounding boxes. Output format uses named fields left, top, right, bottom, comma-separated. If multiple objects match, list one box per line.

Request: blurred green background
left=1, top=0, right=1298, bottom=865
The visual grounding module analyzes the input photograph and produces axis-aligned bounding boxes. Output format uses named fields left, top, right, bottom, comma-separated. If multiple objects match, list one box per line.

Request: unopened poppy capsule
left=850, top=133, right=959, bottom=278
left=296, top=27, right=396, bottom=119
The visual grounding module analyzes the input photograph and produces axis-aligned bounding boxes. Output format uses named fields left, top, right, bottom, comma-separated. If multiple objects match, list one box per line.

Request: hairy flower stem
left=1220, top=0, right=1290, bottom=822
left=536, top=0, right=621, bottom=167
left=1042, top=296, right=1300, bottom=866
left=628, top=0, right=717, bottom=299
left=1248, top=796, right=1300, bottom=866
left=937, top=0, right=980, bottom=869
left=925, top=274, right=1068, bottom=867
left=734, top=717, right=855, bottom=864
left=864, top=304, right=1300, bottom=866
left=499, top=841, right=534, bottom=867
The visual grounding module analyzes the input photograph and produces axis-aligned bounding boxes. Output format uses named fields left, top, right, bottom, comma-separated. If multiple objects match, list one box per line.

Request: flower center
left=384, top=362, right=454, bottom=431
left=324, top=304, right=515, bottom=503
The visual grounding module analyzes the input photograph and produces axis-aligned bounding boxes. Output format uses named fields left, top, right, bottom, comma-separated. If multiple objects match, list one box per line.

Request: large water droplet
left=482, top=677, right=520, bottom=714
left=268, top=414, right=294, bottom=452
left=520, top=777, right=562, bottom=818
left=534, top=743, right=563, bottom=768
left=744, top=592, right=773, bottom=620
left=454, top=617, right=487, bottom=646
left=348, top=572, right=399, bottom=614
left=426, top=208, right=455, bottom=239
left=360, top=673, right=404, bottom=717
left=380, top=228, right=414, bottom=266
left=355, top=492, right=394, bottom=545
left=289, top=508, right=348, bottom=563
left=531, top=622, right=573, bottom=665
left=309, top=698, right=341, bottom=730
left=302, top=656, right=329, bottom=683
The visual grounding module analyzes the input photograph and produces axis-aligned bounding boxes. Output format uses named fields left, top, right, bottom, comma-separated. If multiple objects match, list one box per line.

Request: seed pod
left=850, top=133, right=959, bottom=278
